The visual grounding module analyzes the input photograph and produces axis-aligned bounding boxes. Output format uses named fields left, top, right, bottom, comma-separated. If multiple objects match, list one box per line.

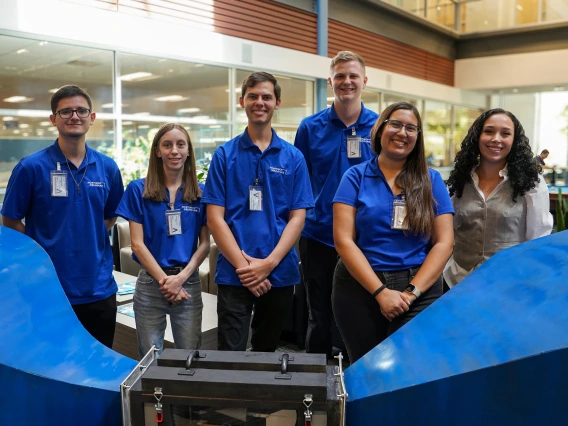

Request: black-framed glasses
left=384, top=119, right=421, bottom=135
left=55, top=108, right=92, bottom=119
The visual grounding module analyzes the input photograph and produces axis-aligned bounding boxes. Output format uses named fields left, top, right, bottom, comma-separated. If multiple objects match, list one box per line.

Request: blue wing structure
left=344, top=230, right=568, bottom=426
left=0, top=226, right=136, bottom=425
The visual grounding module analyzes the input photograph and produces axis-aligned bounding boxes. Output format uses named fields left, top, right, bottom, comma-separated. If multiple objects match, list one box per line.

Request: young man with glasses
left=1, top=85, right=124, bottom=349
left=294, top=51, right=379, bottom=358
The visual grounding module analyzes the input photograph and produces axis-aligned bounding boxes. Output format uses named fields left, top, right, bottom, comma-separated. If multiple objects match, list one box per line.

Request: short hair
left=50, top=85, right=93, bottom=114
left=541, top=149, right=549, bottom=155
left=241, top=71, right=281, bottom=101
left=329, top=51, right=366, bottom=73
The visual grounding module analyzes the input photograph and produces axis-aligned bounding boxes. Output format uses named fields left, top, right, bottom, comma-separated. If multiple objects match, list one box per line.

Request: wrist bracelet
left=371, top=284, right=387, bottom=299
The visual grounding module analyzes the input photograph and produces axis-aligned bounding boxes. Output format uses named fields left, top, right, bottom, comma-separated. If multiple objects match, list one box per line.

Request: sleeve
left=115, top=180, right=144, bottom=224
left=0, top=162, right=32, bottom=220
left=290, top=152, right=315, bottom=211
left=332, top=166, right=361, bottom=208
left=430, top=170, right=454, bottom=216
left=525, top=176, right=553, bottom=240
left=104, top=163, right=125, bottom=219
left=201, top=147, right=226, bottom=207
left=293, top=121, right=311, bottom=175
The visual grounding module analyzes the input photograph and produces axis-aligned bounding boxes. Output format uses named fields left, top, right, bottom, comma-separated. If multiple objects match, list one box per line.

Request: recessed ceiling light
left=23, top=132, right=29, bottom=136
left=2, top=117, right=15, bottom=121
left=120, top=72, right=154, bottom=81
left=39, top=41, right=48, bottom=46
left=40, top=121, right=52, bottom=126
left=13, top=129, right=20, bottom=134
left=3, top=96, right=34, bottom=103
left=192, top=115, right=211, bottom=120
left=123, top=121, right=133, bottom=125
left=101, top=103, right=129, bottom=109
left=553, top=86, right=565, bottom=91
left=4, top=66, right=17, bottom=71
left=154, top=95, right=188, bottom=102
left=194, top=64, right=204, bottom=68
left=48, top=127, right=57, bottom=131
left=516, top=5, right=523, bottom=11
left=209, top=125, right=221, bottom=129
left=48, top=88, right=59, bottom=94
left=16, top=49, right=28, bottom=54
left=178, top=108, right=201, bottom=113
left=19, top=123, right=30, bottom=129
left=512, top=89, right=519, bottom=93
left=326, top=97, right=335, bottom=101
left=138, top=125, right=150, bottom=129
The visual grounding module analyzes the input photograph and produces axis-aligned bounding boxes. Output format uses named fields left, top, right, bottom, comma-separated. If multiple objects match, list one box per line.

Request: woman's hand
left=377, top=289, right=411, bottom=321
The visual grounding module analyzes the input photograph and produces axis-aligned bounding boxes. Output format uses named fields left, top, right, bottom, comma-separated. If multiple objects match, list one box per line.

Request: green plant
left=555, top=187, right=568, bottom=232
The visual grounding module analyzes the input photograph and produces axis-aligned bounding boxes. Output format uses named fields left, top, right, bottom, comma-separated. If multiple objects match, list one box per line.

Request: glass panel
left=453, top=107, right=483, bottom=161
left=0, top=116, right=113, bottom=194
left=0, top=35, right=113, bottom=112
left=383, top=92, right=420, bottom=110
left=102, top=121, right=231, bottom=186
left=382, top=0, right=425, bottom=17
left=463, top=0, right=517, bottom=32
left=120, top=53, right=230, bottom=121
left=235, top=70, right=314, bottom=125
left=423, top=101, right=452, bottom=169
left=516, top=0, right=539, bottom=25
left=542, top=0, right=568, bottom=22
left=426, top=0, right=455, bottom=29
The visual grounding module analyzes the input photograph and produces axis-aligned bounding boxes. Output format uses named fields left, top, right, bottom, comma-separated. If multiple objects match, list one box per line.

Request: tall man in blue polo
left=294, top=51, right=379, bottom=357
left=202, top=72, right=313, bottom=352
left=1, top=85, right=124, bottom=349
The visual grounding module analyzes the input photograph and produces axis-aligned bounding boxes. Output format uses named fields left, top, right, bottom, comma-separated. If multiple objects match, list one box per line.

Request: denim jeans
left=332, top=258, right=442, bottom=364
left=133, top=268, right=202, bottom=358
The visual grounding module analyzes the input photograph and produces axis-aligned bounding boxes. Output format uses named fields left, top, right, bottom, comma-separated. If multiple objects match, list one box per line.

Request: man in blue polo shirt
left=294, top=51, right=379, bottom=358
left=202, top=72, right=314, bottom=352
left=1, top=85, right=124, bottom=349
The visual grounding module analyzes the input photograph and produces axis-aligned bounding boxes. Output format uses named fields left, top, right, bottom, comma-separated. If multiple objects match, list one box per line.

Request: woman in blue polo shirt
left=332, top=102, right=454, bottom=363
left=116, top=123, right=209, bottom=358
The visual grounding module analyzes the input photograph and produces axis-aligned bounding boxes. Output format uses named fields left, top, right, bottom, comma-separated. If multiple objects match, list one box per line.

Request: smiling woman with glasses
left=331, top=101, right=454, bottom=363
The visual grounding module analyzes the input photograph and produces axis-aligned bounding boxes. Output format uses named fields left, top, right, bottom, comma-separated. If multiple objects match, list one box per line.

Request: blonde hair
left=329, top=51, right=366, bottom=73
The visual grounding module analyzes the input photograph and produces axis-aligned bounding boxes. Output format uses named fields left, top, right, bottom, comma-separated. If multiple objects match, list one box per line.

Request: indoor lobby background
left=1, top=0, right=567, bottom=196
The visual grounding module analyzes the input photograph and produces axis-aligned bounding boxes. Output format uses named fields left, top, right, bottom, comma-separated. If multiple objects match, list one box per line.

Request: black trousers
left=300, top=236, right=342, bottom=357
left=332, top=259, right=442, bottom=363
left=217, top=284, right=294, bottom=352
left=72, top=293, right=117, bottom=349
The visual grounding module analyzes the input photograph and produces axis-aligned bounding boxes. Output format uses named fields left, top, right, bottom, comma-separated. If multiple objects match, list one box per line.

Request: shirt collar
left=470, top=164, right=509, bottom=184
left=48, top=139, right=96, bottom=169
left=238, top=127, right=282, bottom=151
left=364, top=156, right=382, bottom=177
left=328, top=102, right=370, bottom=128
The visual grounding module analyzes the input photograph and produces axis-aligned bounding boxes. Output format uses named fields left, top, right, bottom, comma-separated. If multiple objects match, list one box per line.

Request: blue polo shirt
left=333, top=158, right=454, bottom=271
left=1, top=140, right=124, bottom=304
left=294, top=102, right=378, bottom=247
left=202, top=128, right=314, bottom=287
left=116, top=179, right=207, bottom=267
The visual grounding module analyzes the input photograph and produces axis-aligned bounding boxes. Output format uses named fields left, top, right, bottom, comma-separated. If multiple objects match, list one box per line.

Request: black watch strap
left=371, top=284, right=387, bottom=299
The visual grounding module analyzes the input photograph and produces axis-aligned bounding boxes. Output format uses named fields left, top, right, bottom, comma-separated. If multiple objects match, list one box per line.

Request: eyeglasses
left=55, top=108, right=92, bottom=119
left=384, top=119, right=421, bottom=135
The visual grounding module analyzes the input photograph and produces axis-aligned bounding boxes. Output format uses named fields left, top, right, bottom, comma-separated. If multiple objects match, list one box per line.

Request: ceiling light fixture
left=120, top=72, right=154, bottom=81
left=154, top=95, right=188, bottom=102
left=16, top=49, right=28, bottom=54
left=178, top=108, right=201, bottom=113
left=3, top=96, right=34, bottom=103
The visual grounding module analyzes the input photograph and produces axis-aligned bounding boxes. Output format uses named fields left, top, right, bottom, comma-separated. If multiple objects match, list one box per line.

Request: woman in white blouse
left=444, top=108, right=553, bottom=287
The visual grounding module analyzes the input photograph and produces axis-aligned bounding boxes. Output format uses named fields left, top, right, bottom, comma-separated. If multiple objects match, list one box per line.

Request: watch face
left=406, top=285, right=416, bottom=292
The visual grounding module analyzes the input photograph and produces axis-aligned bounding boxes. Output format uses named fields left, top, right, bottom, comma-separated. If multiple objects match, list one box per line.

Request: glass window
left=542, top=0, right=568, bottom=22
left=382, top=93, right=420, bottom=111
left=426, top=0, right=455, bottom=29
left=463, top=0, right=517, bottom=32
left=383, top=0, right=425, bottom=17
left=453, top=107, right=483, bottom=160
left=235, top=70, right=314, bottom=126
left=120, top=53, right=230, bottom=121
left=424, top=101, right=452, bottom=168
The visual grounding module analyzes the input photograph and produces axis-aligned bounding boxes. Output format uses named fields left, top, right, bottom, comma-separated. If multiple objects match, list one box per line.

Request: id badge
left=249, top=185, right=263, bottom=211
left=50, top=170, right=68, bottom=197
left=391, top=198, right=408, bottom=230
left=347, top=135, right=361, bottom=158
left=166, top=210, right=182, bottom=236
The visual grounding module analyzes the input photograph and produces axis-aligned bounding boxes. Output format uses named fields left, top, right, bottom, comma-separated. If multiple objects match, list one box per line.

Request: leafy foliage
left=555, top=187, right=568, bottom=232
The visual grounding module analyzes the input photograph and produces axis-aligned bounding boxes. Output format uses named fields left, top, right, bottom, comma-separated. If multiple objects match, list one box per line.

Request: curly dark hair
left=447, top=108, right=541, bottom=202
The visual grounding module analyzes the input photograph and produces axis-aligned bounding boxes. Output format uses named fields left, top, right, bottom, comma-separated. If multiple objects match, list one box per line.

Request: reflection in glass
left=424, top=101, right=452, bottom=168
left=426, top=0, right=455, bottom=29
left=0, top=35, right=113, bottom=112
left=120, top=53, right=230, bottom=121
left=236, top=70, right=314, bottom=125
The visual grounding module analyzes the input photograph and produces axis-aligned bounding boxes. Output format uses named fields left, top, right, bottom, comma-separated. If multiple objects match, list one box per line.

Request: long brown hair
left=371, top=102, right=434, bottom=237
left=143, top=123, right=201, bottom=203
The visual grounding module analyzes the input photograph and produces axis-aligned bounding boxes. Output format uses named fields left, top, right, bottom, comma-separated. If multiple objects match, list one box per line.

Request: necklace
left=65, top=151, right=88, bottom=193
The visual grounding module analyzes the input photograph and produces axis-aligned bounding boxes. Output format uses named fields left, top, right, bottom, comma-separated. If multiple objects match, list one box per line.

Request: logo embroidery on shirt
left=182, top=206, right=200, bottom=213
left=361, top=138, right=371, bottom=144
left=88, top=182, right=105, bottom=188
left=269, top=166, right=287, bottom=175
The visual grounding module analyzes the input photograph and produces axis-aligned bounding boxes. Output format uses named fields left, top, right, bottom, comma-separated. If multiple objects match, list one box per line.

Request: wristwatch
left=404, top=284, right=421, bottom=298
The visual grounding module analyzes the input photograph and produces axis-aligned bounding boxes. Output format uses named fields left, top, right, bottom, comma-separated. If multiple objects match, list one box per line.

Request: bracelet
left=371, top=284, right=387, bottom=299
